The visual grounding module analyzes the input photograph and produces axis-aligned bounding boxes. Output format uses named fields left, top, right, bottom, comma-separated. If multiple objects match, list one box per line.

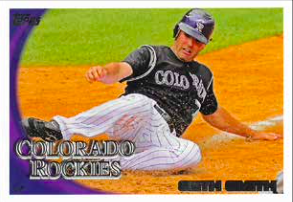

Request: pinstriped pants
left=53, top=93, right=202, bottom=171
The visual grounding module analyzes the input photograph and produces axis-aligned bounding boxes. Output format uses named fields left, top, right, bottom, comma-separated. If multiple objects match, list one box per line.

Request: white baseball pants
left=53, top=93, right=201, bottom=171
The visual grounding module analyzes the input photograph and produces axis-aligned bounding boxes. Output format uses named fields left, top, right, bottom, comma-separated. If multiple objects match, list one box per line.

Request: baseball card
left=4, top=0, right=292, bottom=199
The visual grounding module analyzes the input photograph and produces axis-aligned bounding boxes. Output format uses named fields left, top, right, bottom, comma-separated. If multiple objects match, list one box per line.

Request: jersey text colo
left=155, top=70, right=207, bottom=99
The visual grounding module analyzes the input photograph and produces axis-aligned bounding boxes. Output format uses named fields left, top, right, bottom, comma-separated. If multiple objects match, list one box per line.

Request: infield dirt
left=18, top=35, right=283, bottom=194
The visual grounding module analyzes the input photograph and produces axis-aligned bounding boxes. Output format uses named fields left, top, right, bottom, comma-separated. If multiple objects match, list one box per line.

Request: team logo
left=195, top=21, right=204, bottom=33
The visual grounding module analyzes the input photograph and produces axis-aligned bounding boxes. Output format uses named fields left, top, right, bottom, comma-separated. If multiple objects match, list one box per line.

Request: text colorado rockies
left=15, top=140, right=135, bottom=180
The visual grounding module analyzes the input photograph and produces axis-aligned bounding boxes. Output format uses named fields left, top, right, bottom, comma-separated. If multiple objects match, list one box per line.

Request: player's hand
left=85, top=66, right=107, bottom=83
left=249, top=131, right=282, bottom=141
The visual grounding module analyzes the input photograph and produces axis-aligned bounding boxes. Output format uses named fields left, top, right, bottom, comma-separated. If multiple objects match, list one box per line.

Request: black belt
left=154, top=104, right=175, bottom=132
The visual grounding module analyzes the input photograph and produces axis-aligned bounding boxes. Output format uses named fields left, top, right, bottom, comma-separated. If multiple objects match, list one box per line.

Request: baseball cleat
left=21, top=117, right=63, bottom=142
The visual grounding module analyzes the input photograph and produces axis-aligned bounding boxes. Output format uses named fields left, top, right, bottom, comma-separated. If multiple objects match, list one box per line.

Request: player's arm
left=86, top=46, right=151, bottom=84
left=85, top=62, right=133, bottom=84
left=202, top=106, right=281, bottom=141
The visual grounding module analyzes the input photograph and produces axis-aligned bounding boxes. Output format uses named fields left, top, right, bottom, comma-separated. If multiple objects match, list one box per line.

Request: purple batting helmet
left=173, top=8, right=215, bottom=44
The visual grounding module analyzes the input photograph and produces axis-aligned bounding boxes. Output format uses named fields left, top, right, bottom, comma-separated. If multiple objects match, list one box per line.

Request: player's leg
left=53, top=94, right=152, bottom=140
left=22, top=94, right=152, bottom=141
left=119, top=137, right=202, bottom=170
left=117, top=103, right=202, bottom=170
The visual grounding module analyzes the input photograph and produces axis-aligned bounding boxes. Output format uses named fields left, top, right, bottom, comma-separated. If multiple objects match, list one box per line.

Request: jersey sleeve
left=200, top=80, right=218, bottom=115
left=119, top=46, right=153, bottom=82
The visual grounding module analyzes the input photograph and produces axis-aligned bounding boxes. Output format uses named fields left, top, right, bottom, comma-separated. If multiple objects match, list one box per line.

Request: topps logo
left=13, top=13, right=41, bottom=26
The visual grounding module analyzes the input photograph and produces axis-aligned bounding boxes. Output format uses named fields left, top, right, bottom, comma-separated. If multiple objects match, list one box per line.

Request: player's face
left=172, top=31, right=206, bottom=62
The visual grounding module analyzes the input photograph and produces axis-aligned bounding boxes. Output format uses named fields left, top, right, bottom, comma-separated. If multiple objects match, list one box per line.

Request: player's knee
left=187, top=143, right=202, bottom=166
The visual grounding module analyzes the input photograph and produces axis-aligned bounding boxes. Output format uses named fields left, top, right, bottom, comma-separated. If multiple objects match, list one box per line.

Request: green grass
left=21, top=8, right=283, bottom=67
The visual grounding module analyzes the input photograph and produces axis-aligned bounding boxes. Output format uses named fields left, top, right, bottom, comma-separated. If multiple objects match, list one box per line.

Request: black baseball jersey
left=120, top=45, right=218, bottom=137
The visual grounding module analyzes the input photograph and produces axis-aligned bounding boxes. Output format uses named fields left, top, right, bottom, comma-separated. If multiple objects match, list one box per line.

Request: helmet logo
left=196, top=21, right=204, bottom=33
